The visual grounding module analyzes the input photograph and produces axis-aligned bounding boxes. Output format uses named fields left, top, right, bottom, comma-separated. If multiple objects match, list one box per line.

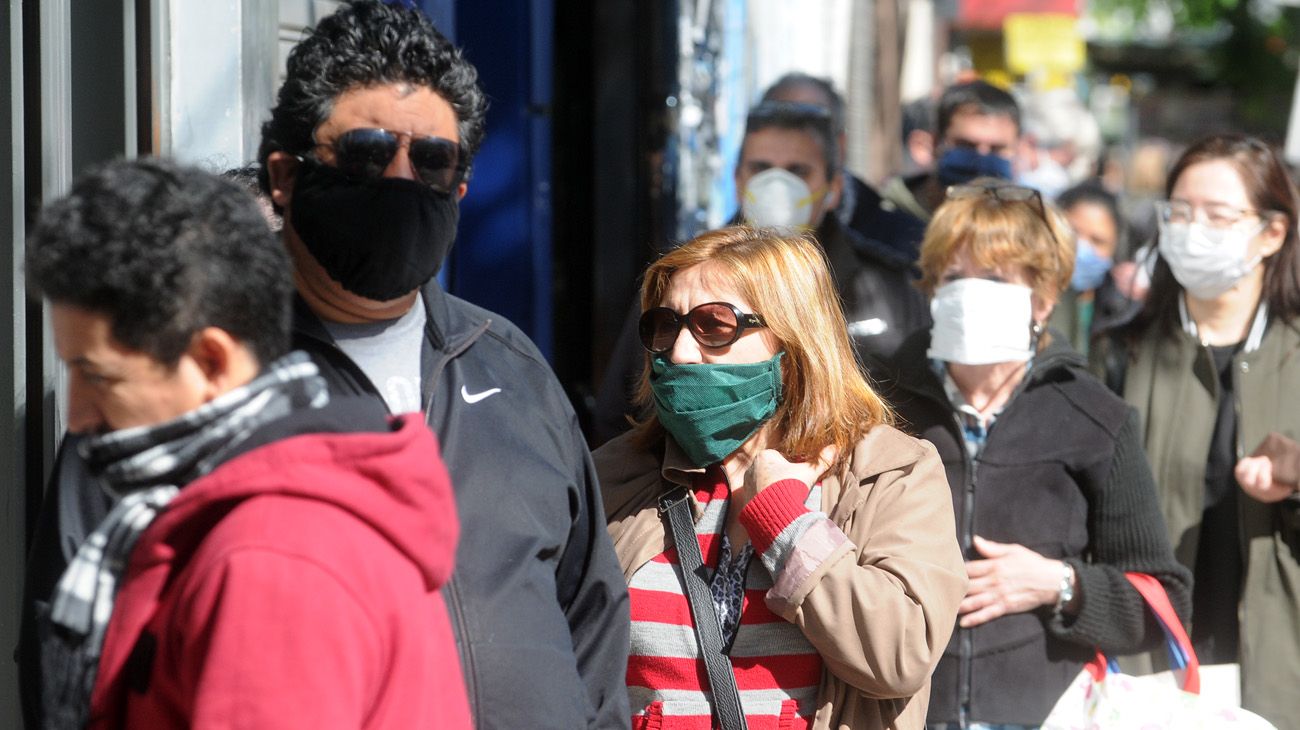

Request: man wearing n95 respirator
left=735, top=101, right=928, bottom=360
left=737, top=102, right=840, bottom=233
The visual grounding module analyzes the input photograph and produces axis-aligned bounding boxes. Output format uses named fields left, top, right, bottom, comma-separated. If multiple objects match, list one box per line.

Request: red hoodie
left=86, top=413, right=470, bottom=729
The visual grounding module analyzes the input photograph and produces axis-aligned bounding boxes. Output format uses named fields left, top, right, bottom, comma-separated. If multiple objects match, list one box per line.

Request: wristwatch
left=1054, top=562, right=1076, bottom=615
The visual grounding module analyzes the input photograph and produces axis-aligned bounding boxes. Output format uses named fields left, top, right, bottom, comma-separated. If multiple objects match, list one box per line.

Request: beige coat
left=595, top=424, right=967, bottom=730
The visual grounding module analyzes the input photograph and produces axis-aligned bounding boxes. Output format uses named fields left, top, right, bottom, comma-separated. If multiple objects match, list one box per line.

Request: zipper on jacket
left=421, top=318, right=489, bottom=729
left=443, top=576, right=480, bottom=727
left=889, top=354, right=1045, bottom=728
left=955, top=412, right=977, bottom=730
left=422, top=319, right=491, bottom=414
left=1230, top=347, right=1250, bottom=674
left=300, top=308, right=492, bottom=726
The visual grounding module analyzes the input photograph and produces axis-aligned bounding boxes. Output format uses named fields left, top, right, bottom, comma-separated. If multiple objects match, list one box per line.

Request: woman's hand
left=958, top=535, right=1069, bottom=628
left=1110, top=260, right=1149, bottom=301
left=1236, top=455, right=1299, bottom=503
left=735, top=446, right=835, bottom=515
left=1236, top=433, right=1300, bottom=503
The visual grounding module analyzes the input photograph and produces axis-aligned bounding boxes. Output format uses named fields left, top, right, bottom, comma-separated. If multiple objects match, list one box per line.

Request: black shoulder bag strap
left=659, top=486, right=749, bottom=730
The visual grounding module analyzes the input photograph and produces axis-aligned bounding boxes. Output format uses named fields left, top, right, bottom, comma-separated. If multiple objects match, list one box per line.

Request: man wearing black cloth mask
left=264, top=4, right=630, bottom=728
left=18, top=2, right=630, bottom=729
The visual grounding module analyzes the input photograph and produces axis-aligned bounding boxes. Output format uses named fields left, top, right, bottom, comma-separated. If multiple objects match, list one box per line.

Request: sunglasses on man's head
left=312, top=127, right=465, bottom=193
left=638, top=302, right=767, bottom=354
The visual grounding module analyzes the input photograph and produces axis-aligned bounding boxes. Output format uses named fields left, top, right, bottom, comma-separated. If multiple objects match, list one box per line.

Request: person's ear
left=734, top=139, right=752, bottom=200
left=1258, top=213, right=1289, bottom=259
left=266, top=152, right=299, bottom=210
left=456, top=180, right=468, bottom=201
left=826, top=171, right=844, bottom=212
left=1031, top=293, right=1056, bottom=324
left=907, top=129, right=934, bottom=168
left=185, top=327, right=260, bottom=402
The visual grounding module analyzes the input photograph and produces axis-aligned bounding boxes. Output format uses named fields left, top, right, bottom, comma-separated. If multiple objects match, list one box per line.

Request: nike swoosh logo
left=460, top=385, right=502, bottom=404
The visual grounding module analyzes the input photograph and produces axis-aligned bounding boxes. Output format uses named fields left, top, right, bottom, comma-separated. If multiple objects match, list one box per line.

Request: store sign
left=1004, top=13, right=1085, bottom=75
left=957, top=0, right=1076, bottom=30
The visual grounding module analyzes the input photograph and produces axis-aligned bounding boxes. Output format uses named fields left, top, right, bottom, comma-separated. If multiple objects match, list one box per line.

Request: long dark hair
left=1124, top=134, right=1300, bottom=343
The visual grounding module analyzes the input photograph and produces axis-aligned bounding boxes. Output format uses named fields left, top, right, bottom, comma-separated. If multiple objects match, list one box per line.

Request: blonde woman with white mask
left=868, top=178, right=1190, bottom=730
left=1094, top=135, right=1300, bottom=730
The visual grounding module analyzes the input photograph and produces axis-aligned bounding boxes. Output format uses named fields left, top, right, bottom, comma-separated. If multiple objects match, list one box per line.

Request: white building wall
left=161, top=0, right=281, bottom=169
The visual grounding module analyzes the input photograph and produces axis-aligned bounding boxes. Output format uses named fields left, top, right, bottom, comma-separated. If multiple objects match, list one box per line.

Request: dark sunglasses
left=312, top=127, right=465, bottom=193
left=946, top=182, right=1059, bottom=247
left=638, top=302, right=767, bottom=354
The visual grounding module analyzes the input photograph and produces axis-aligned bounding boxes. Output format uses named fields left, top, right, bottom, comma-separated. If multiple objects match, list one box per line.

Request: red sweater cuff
left=739, top=479, right=811, bottom=556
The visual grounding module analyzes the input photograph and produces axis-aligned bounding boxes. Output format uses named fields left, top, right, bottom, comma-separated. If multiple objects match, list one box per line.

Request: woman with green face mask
left=594, top=226, right=967, bottom=730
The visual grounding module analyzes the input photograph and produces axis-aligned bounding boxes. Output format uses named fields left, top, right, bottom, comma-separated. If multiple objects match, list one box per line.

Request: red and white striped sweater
left=627, top=466, right=852, bottom=730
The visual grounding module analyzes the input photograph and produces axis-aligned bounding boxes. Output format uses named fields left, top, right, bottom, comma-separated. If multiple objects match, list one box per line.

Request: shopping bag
left=1041, top=572, right=1276, bottom=730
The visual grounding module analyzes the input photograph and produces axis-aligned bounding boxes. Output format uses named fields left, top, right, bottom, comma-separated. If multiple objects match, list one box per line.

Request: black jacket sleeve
left=1047, top=408, right=1193, bottom=654
left=554, top=414, right=632, bottom=729
left=18, top=435, right=113, bottom=729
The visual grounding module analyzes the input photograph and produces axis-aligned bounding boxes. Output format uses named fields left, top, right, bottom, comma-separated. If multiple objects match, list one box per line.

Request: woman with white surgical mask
left=869, top=178, right=1189, bottom=730
left=1094, top=135, right=1300, bottom=729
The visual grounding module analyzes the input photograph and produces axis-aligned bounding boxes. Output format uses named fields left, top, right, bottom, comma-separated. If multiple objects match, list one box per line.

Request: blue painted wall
left=425, top=0, right=555, bottom=361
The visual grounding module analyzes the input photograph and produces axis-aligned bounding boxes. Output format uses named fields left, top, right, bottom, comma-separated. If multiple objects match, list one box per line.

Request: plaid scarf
left=41, top=351, right=328, bottom=730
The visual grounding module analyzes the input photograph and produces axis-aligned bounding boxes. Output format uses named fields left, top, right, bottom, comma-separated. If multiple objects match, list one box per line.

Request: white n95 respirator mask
left=741, top=168, right=825, bottom=232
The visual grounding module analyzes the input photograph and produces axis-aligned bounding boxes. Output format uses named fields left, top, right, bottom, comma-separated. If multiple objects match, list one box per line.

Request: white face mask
left=1158, top=219, right=1265, bottom=300
left=928, top=278, right=1036, bottom=365
left=1016, top=154, right=1071, bottom=201
left=741, top=167, right=824, bottom=232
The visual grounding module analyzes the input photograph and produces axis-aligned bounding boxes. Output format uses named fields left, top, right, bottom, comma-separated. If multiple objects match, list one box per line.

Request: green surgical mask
left=649, top=352, right=784, bottom=466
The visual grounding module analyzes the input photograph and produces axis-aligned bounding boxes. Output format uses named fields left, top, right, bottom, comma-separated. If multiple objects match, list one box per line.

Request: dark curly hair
left=27, top=157, right=292, bottom=367
left=257, top=0, right=487, bottom=192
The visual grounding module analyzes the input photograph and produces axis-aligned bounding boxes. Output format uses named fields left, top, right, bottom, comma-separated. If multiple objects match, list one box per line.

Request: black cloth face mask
left=288, top=157, right=459, bottom=301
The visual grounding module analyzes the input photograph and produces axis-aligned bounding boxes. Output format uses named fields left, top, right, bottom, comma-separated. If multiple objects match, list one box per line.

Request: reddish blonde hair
left=917, top=181, right=1074, bottom=303
left=633, top=226, right=891, bottom=472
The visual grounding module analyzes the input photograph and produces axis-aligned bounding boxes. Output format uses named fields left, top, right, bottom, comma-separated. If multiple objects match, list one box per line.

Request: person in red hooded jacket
left=25, top=157, right=470, bottom=730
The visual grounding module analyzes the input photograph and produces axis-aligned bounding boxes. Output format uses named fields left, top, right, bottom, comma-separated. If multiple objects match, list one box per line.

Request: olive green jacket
left=1098, top=316, right=1300, bottom=729
left=595, top=425, right=968, bottom=730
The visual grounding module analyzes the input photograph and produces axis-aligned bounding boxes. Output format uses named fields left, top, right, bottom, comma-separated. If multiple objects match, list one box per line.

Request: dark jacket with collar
left=19, top=280, right=632, bottom=730
left=290, top=281, right=631, bottom=730
left=867, top=330, right=1191, bottom=726
left=819, top=214, right=931, bottom=361
left=838, top=172, right=927, bottom=268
